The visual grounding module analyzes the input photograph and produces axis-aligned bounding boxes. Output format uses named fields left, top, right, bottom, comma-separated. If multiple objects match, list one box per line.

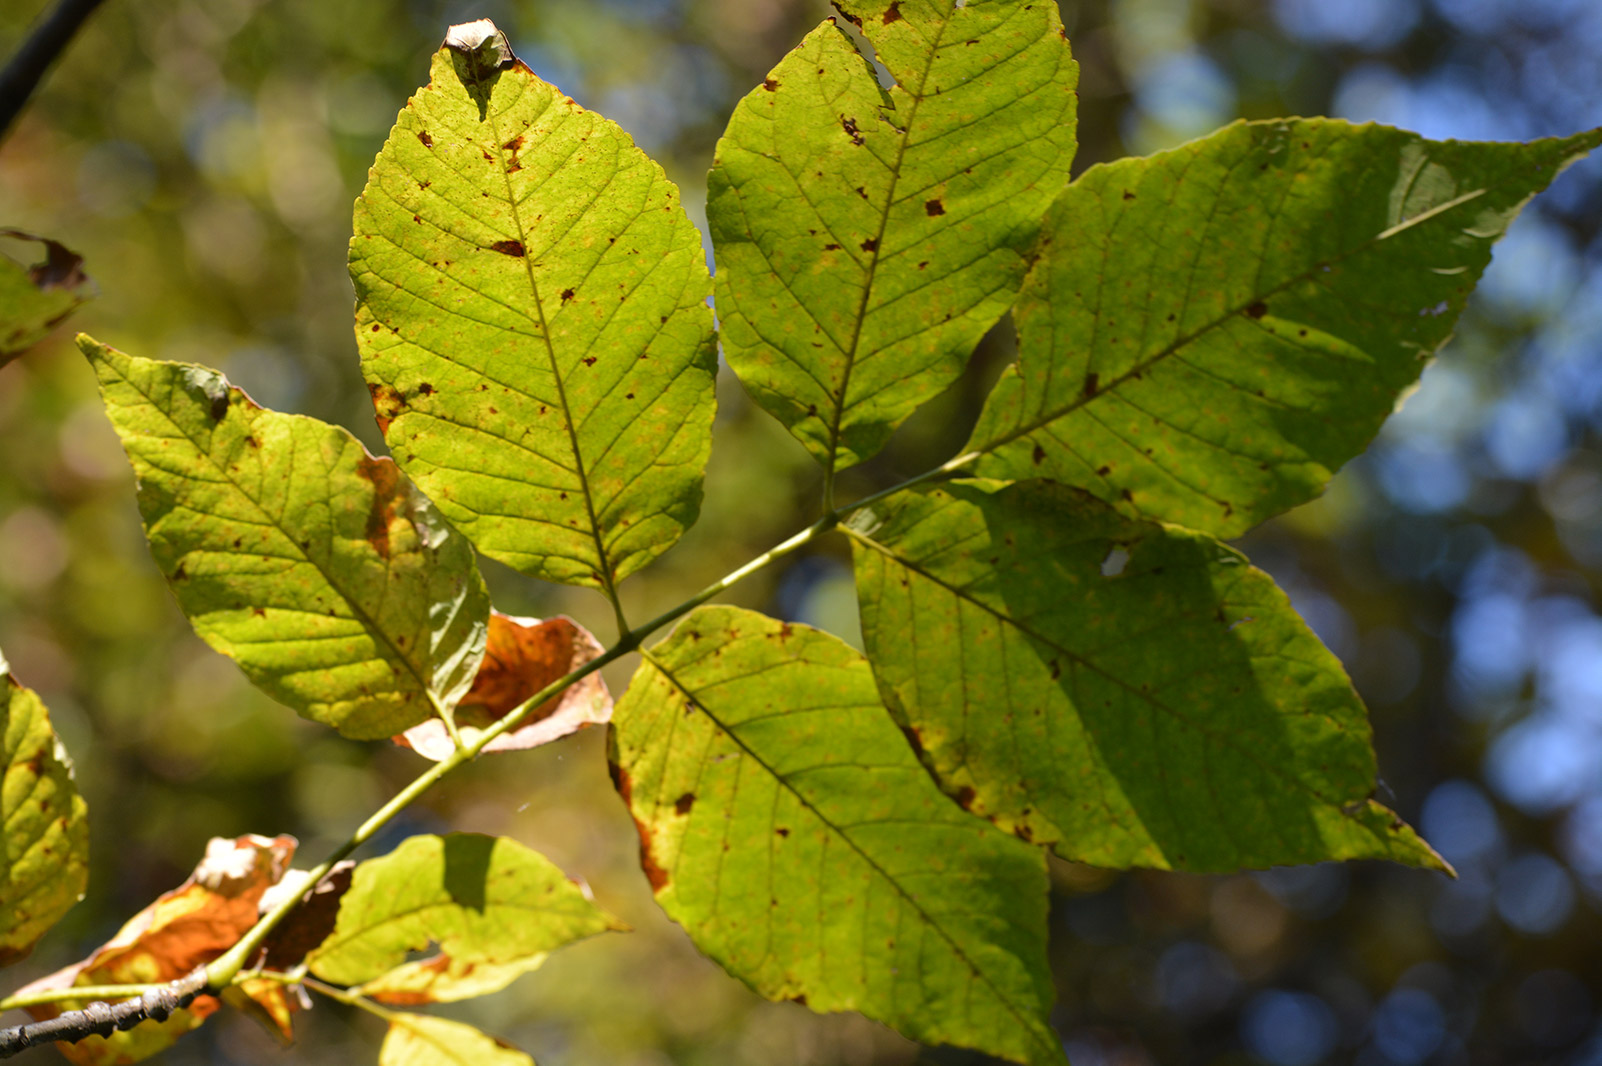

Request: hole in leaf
left=1101, top=547, right=1129, bottom=577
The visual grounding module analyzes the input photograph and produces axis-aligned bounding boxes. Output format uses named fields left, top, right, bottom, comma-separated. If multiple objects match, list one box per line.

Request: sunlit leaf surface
left=611, top=606, right=1061, bottom=1066
left=85, top=338, right=489, bottom=740
left=970, top=120, right=1602, bottom=536
left=379, top=1013, right=535, bottom=1066
left=0, top=647, right=88, bottom=967
left=708, top=0, right=1077, bottom=475
left=307, top=833, right=622, bottom=1004
left=354, top=30, right=716, bottom=590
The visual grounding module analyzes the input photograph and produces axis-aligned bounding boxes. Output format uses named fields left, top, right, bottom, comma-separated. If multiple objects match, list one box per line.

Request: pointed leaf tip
left=708, top=0, right=1078, bottom=475
left=354, top=42, right=716, bottom=590
left=82, top=336, right=489, bottom=740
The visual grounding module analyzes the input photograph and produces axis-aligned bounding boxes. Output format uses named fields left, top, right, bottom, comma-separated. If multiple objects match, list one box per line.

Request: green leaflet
left=0, top=230, right=93, bottom=367
left=306, top=833, right=622, bottom=1003
left=353, top=35, right=716, bottom=592
left=969, top=120, right=1602, bottom=537
left=708, top=0, right=1077, bottom=476
left=848, top=479, right=1447, bottom=873
left=611, top=606, right=1061, bottom=1066
left=379, top=1014, right=535, bottom=1066
left=85, top=338, right=489, bottom=741
left=0, top=647, right=88, bottom=966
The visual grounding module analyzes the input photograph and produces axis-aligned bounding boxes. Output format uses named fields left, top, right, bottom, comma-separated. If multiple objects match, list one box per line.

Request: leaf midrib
left=970, top=143, right=1509, bottom=459
left=479, top=83, right=623, bottom=598
left=845, top=522, right=1374, bottom=826
left=115, top=363, right=437, bottom=709
left=640, top=646, right=1057, bottom=1064
left=823, top=12, right=956, bottom=480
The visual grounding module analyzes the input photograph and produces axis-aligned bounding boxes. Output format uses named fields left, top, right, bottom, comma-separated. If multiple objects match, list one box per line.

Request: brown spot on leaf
left=917, top=260, right=928, bottom=270
left=823, top=243, right=841, bottom=251
left=491, top=239, right=526, bottom=257
left=1245, top=301, right=1268, bottom=319
left=368, top=382, right=405, bottom=435
left=955, top=786, right=977, bottom=811
left=583, top=356, right=597, bottom=367
left=502, top=134, right=524, bottom=151
left=635, top=817, right=669, bottom=892
left=925, top=198, right=945, bottom=216
left=561, top=288, right=575, bottom=302
left=674, top=793, right=695, bottom=815
left=763, top=77, right=780, bottom=91
left=1082, top=372, right=1099, bottom=397
left=417, top=131, right=433, bottom=148
left=840, top=116, right=864, bottom=145
left=209, top=392, right=229, bottom=421
left=1123, top=190, right=1136, bottom=201
left=860, top=237, right=878, bottom=252
left=1032, top=443, right=1046, bottom=465
left=356, top=455, right=403, bottom=558
left=370, top=324, right=381, bottom=332
left=883, top=1, right=903, bottom=21
left=417, top=383, right=435, bottom=396
left=252, top=607, right=266, bottom=618
left=776, top=827, right=790, bottom=838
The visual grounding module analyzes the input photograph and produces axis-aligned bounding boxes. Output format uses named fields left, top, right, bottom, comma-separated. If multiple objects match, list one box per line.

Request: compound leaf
left=354, top=25, right=716, bottom=591
left=0, top=647, right=88, bottom=967
left=708, top=0, right=1077, bottom=476
left=380, top=1013, right=535, bottom=1066
left=849, top=479, right=1447, bottom=873
left=610, top=606, right=1061, bottom=1066
left=969, top=120, right=1602, bottom=537
left=85, top=337, right=489, bottom=741
left=306, top=833, right=622, bottom=1004
left=0, top=229, right=93, bottom=367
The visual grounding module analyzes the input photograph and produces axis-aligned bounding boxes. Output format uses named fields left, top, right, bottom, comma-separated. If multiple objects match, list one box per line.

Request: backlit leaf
left=610, top=606, right=1061, bottom=1066
left=306, top=833, right=622, bottom=1004
left=353, top=26, right=716, bottom=591
left=0, top=646, right=88, bottom=966
left=969, top=120, right=1602, bottom=536
left=0, top=229, right=93, bottom=366
left=395, top=612, right=611, bottom=762
left=84, top=337, right=490, bottom=741
left=18, top=835, right=297, bottom=1066
left=708, top=0, right=1077, bottom=475
left=850, top=479, right=1447, bottom=872
left=379, top=1013, right=534, bottom=1066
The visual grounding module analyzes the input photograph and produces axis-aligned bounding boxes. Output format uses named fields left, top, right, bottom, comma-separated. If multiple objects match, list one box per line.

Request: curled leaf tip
left=443, top=19, right=514, bottom=68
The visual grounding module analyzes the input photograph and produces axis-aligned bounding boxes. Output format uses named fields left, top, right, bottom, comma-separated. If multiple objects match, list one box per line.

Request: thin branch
left=0, top=0, right=110, bottom=143
left=0, top=966, right=205, bottom=1059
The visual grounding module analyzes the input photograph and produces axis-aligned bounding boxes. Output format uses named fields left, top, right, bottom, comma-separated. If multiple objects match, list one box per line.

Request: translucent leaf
left=969, top=120, right=1602, bottom=536
left=306, top=833, right=623, bottom=1004
left=850, top=479, right=1447, bottom=873
left=84, top=337, right=490, bottom=741
left=707, top=0, right=1077, bottom=475
left=0, top=230, right=93, bottom=366
left=0, top=646, right=88, bottom=966
left=610, top=606, right=1061, bottom=1066
left=353, top=25, right=716, bottom=591
left=395, top=612, right=611, bottom=762
left=379, top=1013, right=534, bottom=1066
left=17, top=835, right=297, bottom=1066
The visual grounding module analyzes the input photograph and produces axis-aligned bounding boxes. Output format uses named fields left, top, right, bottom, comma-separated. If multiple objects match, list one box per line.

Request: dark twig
left=0, top=967, right=206, bottom=1058
left=0, top=0, right=110, bottom=143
